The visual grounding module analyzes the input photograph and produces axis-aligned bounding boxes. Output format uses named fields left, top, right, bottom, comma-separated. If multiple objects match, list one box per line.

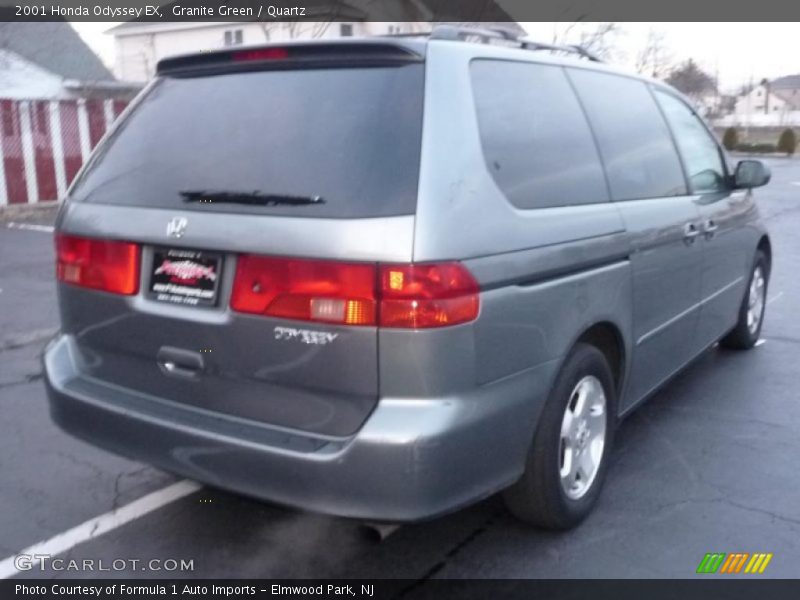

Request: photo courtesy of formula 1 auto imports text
left=1, top=0, right=799, bottom=598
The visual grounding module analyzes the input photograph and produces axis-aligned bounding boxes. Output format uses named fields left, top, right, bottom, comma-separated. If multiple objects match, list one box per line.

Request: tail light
left=231, top=256, right=479, bottom=329
left=379, top=263, right=479, bottom=328
left=231, top=257, right=377, bottom=325
left=56, top=234, right=140, bottom=295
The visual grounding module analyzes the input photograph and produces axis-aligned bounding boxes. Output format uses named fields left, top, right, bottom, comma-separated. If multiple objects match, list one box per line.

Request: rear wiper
left=180, top=190, right=325, bottom=206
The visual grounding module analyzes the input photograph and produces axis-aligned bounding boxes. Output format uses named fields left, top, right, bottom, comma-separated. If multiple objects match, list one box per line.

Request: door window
left=568, top=69, right=687, bottom=201
left=654, top=90, right=729, bottom=194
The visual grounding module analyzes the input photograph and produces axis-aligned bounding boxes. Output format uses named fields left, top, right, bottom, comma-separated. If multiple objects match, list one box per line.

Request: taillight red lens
left=231, top=256, right=480, bottom=328
left=379, top=263, right=480, bottom=328
left=231, top=256, right=377, bottom=325
left=55, top=234, right=140, bottom=295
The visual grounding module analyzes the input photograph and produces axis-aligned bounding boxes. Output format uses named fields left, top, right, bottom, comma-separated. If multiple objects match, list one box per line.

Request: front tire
left=720, top=250, right=769, bottom=350
left=503, top=343, right=616, bottom=529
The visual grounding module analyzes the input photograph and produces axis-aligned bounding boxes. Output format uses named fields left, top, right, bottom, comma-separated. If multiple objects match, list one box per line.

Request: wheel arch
left=757, top=235, right=772, bottom=275
left=573, top=322, right=627, bottom=400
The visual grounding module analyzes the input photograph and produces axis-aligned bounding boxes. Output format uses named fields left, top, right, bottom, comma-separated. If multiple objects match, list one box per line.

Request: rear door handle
left=683, top=222, right=700, bottom=244
left=703, top=219, right=719, bottom=238
left=157, top=346, right=204, bottom=379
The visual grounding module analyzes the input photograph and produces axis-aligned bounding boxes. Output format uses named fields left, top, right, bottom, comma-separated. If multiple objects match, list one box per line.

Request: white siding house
left=724, top=75, right=800, bottom=127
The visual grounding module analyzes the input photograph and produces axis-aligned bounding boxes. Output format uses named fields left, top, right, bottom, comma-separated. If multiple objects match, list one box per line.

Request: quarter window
left=470, top=60, right=609, bottom=209
left=655, top=90, right=729, bottom=194
left=568, top=69, right=687, bottom=201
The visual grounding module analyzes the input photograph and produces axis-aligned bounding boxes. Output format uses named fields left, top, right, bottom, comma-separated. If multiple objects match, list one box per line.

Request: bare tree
left=635, top=28, right=672, bottom=79
left=577, top=23, right=622, bottom=60
left=545, top=22, right=623, bottom=61
left=550, top=22, right=580, bottom=45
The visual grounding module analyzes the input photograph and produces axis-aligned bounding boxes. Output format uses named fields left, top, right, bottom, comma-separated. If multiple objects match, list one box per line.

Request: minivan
left=44, top=26, right=772, bottom=529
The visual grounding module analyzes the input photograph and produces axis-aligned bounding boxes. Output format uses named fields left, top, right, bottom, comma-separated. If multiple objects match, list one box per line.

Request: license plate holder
left=148, top=247, right=222, bottom=307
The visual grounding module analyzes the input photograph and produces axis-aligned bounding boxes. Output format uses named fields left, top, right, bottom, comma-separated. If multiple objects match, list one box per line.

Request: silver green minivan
left=44, top=27, right=772, bottom=529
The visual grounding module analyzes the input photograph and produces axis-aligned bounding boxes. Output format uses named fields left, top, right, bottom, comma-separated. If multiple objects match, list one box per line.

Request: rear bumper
left=44, top=334, right=557, bottom=522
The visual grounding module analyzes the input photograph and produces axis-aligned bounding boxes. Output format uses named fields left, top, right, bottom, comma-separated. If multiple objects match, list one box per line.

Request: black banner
left=5, top=580, right=800, bottom=600
left=1, top=0, right=800, bottom=22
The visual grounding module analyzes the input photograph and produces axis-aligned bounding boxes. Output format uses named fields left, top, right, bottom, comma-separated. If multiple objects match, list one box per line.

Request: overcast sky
left=72, top=22, right=800, bottom=91
left=522, top=23, right=800, bottom=91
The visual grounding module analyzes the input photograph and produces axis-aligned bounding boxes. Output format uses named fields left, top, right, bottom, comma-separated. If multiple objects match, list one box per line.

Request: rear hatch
left=55, top=42, right=425, bottom=437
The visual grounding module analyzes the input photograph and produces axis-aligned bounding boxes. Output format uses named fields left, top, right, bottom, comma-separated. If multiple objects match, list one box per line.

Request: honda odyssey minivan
left=44, top=26, right=772, bottom=529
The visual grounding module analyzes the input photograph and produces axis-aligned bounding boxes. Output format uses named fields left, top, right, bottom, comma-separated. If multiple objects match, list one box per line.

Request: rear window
left=470, top=60, right=609, bottom=210
left=69, top=65, right=424, bottom=218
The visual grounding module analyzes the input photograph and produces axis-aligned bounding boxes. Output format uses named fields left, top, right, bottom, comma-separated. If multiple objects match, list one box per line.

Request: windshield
left=69, top=64, right=424, bottom=218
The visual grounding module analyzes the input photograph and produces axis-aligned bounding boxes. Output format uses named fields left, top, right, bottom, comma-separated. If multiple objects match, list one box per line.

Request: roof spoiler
left=157, top=42, right=424, bottom=76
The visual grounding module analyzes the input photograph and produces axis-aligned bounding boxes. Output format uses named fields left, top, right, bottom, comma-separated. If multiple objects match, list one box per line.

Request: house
left=729, top=75, right=800, bottom=127
left=690, top=92, right=737, bottom=121
left=109, top=1, right=524, bottom=82
left=771, top=74, right=800, bottom=109
left=0, top=22, right=139, bottom=100
left=0, top=23, right=140, bottom=206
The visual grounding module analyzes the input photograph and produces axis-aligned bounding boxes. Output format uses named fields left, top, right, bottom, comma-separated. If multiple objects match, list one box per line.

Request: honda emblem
left=166, top=217, right=188, bottom=239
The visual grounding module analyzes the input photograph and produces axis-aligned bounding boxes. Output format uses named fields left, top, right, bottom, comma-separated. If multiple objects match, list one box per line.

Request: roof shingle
left=0, top=22, right=114, bottom=82
left=771, top=74, right=800, bottom=90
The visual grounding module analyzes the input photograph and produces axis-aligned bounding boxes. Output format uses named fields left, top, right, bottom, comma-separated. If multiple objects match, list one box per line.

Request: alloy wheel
left=559, top=375, right=607, bottom=500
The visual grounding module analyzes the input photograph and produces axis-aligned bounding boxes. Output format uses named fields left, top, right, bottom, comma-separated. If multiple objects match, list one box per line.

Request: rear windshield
left=69, top=65, right=424, bottom=218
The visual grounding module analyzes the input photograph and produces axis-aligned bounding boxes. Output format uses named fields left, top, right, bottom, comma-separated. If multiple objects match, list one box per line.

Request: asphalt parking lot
left=1, top=156, right=800, bottom=582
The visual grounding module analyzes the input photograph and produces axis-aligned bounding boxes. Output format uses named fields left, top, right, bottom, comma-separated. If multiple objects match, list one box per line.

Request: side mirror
left=734, top=160, right=771, bottom=189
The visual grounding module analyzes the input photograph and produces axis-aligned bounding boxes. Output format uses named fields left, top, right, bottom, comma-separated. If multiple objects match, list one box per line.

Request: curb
left=0, top=202, right=60, bottom=223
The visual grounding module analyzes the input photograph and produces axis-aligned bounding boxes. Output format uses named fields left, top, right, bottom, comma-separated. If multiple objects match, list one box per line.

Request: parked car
left=44, top=26, right=772, bottom=529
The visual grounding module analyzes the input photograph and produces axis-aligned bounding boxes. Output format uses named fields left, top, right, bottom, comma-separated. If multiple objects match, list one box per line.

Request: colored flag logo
left=696, top=553, right=773, bottom=574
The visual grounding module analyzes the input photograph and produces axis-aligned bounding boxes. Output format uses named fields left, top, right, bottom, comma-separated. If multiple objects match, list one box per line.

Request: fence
left=0, top=98, right=128, bottom=206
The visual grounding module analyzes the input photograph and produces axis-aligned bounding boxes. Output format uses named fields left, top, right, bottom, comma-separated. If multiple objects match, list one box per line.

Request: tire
left=503, top=343, right=616, bottom=530
left=720, top=250, right=769, bottom=350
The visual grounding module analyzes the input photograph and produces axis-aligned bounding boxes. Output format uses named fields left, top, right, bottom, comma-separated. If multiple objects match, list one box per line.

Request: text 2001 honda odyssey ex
left=44, top=27, right=772, bottom=529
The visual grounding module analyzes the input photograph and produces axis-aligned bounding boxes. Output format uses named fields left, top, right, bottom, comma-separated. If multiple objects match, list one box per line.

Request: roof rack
left=518, top=39, right=603, bottom=63
left=425, top=24, right=603, bottom=62
left=429, top=24, right=519, bottom=43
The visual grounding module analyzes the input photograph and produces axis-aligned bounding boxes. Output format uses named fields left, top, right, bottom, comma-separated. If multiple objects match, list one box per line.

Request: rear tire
left=720, top=250, right=769, bottom=350
left=503, top=343, right=616, bottom=529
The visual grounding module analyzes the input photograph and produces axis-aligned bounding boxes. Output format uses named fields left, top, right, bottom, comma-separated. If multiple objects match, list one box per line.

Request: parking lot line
left=767, top=291, right=784, bottom=305
left=0, top=479, right=201, bottom=579
left=6, top=222, right=55, bottom=233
